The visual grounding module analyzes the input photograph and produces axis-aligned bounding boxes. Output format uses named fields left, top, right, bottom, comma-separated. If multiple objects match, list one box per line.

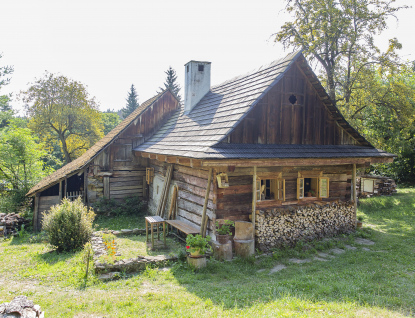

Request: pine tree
left=159, top=67, right=181, bottom=101
left=122, top=84, right=139, bottom=118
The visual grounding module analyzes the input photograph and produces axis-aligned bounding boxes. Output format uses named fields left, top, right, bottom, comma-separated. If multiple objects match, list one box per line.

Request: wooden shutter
left=319, top=177, right=329, bottom=198
left=297, top=178, right=304, bottom=199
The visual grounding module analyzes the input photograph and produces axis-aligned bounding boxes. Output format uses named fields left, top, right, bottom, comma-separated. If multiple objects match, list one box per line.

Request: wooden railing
left=66, top=191, right=84, bottom=201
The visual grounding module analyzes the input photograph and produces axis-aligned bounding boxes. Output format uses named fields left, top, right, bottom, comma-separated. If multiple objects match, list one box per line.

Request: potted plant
left=215, top=220, right=234, bottom=244
left=357, top=216, right=363, bottom=229
left=186, top=234, right=211, bottom=257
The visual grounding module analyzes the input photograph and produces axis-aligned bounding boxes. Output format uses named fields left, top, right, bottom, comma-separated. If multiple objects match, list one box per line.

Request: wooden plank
left=353, top=163, right=357, bottom=222
left=200, top=168, right=213, bottom=237
left=251, top=166, right=257, bottom=226
left=156, top=164, right=173, bottom=217
left=104, top=176, right=110, bottom=199
left=142, top=175, right=147, bottom=198
left=178, top=190, right=215, bottom=210
left=177, top=200, right=215, bottom=220
left=109, top=180, right=142, bottom=187
left=166, top=219, right=199, bottom=235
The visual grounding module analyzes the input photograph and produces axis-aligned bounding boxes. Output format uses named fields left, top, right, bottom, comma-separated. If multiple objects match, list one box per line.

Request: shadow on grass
left=166, top=199, right=415, bottom=315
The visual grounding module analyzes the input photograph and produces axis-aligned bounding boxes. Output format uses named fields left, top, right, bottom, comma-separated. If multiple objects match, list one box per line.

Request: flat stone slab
left=98, top=272, right=121, bottom=281
left=314, top=257, right=329, bottom=262
left=269, top=264, right=287, bottom=273
left=362, top=247, right=371, bottom=251
left=289, top=258, right=312, bottom=264
left=355, top=238, right=375, bottom=245
left=317, top=252, right=335, bottom=259
left=344, top=245, right=357, bottom=250
left=329, top=248, right=345, bottom=255
left=257, top=269, right=266, bottom=273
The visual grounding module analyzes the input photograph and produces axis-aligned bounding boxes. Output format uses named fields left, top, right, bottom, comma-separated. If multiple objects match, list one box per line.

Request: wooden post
left=352, top=163, right=357, bottom=222
left=33, top=193, right=40, bottom=232
left=59, top=181, right=62, bottom=201
left=104, top=176, right=110, bottom=199
left=83, top=167, right=88, bottom=206
left=251, top=166, right=257, bottom=226
left=142, top=175, right=147, bottom=198
left=64, top=177, right=68, bottom=198
left=157, top=164, right=173, bottom=217
left=200, top=168, right=213, bottom=237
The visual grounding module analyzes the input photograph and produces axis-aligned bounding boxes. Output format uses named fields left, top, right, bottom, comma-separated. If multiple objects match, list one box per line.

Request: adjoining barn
left=27, top=51, right=394, bottom=250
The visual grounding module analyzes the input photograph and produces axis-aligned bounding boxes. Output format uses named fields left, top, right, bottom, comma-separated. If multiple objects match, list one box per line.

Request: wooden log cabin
left=27, top=51, right=394, bottom=249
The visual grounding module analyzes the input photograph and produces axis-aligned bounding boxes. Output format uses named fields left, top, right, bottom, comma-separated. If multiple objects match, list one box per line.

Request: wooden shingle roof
left=135, top=51, right=384, bottom=159
left=27, top=91, right=166, bottom=196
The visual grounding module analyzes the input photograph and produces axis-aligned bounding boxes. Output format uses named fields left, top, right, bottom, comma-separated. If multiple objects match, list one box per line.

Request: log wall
left=216, top=165, right=352, bottom=221
left=148, top=160, right=216, bottom=234
left=256, top=201, right=355, bottom=251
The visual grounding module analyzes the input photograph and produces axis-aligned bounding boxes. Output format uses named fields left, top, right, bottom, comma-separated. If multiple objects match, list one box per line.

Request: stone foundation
left=256, top=201, right=355, bottom=251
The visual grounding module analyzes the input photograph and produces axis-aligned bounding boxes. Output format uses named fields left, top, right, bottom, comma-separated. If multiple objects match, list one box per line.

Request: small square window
left=198, top=64, right=204, bottom=72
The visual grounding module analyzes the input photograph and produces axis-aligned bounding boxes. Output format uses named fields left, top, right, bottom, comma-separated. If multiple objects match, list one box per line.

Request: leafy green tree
left=22, top=72, right=104, bottom=164
left=159, top=66, right=181, bottom=101
left=0, top=53, right=14, bottom=128
left=275, top=0, right=407, bottom=109
left=101, top=111, right=121, bottom=135
left=0, top=122, right=54, bottom=192
left=121, top=84, right=139, bottom=118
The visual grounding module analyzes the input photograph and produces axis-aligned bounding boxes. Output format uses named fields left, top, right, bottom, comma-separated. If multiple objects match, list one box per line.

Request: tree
left=0, top=122, right=54, bottom=192
left=101, top=111, right=121, bottom=135
left=275, top=0, right=407, bottom=110
left=121, top=84, right=139, bottom=118
left=22, top=72, right=104, bottom=164
left=0, top=53, right=14, bottom=128
left=159, top=66, right=181, bottom=101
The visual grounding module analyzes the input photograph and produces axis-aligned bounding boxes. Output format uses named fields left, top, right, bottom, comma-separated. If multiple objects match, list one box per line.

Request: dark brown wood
left=200, top=168, right=213, bottom=237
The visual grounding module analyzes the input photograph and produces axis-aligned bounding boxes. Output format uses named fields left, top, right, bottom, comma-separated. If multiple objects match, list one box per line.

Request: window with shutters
left=256, top=178, right=285, bottom=202
left=297, top=176, right=329, bottom=199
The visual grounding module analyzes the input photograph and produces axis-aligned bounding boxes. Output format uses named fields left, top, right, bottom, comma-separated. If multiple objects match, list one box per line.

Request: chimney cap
left=184, top=60, right=212, bottom=66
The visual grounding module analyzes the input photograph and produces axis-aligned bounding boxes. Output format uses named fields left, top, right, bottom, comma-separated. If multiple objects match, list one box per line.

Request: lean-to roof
left=27, top=91, right=166, bottom=196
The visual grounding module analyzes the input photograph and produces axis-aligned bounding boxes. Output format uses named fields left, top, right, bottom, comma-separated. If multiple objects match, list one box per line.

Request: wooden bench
left=166, top=220, right=200, bottom=241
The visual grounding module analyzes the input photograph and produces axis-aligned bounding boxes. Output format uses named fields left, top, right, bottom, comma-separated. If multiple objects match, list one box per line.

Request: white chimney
left=184, top=60, right=211, bottom=114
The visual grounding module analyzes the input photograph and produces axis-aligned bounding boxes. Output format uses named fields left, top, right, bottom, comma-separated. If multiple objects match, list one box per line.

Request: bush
left=42, top=197, right=95, bottom=252
left=93, top=195, right=145, bottom=217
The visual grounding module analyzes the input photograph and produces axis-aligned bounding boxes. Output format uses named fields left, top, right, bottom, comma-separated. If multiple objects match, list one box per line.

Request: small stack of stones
left=0, top=296, right=44, bottom=318
left=0, top=213, right=30, bottom=237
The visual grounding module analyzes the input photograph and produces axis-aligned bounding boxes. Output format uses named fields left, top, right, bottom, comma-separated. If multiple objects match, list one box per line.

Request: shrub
left=93, top=195, right=145, bottom=217
left=42, top=197, right=95, bottom=252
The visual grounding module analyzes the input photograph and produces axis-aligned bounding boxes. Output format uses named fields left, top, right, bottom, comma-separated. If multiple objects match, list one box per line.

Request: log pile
left=0, top=213, right=30, bottom=237
left=255, top=201, right=355, bottom=251
left=357, top=176, right=397, bottom=198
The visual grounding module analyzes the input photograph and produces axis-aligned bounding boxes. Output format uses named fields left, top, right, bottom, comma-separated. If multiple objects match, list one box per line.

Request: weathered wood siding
left=148, top=160, right=216, bottom=233
left=227, top=63, right=357, bottom=146
left=87, top=93, right=179, bottom=203
left=36, top=195, right=60, bottom=230
left=216, top=165, right=352, bottom=221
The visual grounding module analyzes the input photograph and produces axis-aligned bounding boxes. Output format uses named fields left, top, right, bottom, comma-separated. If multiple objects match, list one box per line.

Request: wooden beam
left=142, top=175, right=147, bottom=198
left=200, top=168, right=213, bottom=237
left=156, top=164, right=173, bottom=217
left=64, top=177, right=68, bottom=198
left=251, top=166, right=257, bottom=227
left=352, top=163, right=357, bottom=225
left=103, top=176, right=110, bottom=199
left=83, top=167, right=88, bottom=207
left=33, top=193, right=40, bottom=232
left=59, top=181, right=62, bottom=201
left=201, top=157, right=393, bottom=167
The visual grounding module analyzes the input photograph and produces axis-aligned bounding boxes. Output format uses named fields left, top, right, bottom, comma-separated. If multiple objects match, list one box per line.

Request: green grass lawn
left=1, top=190, right=415, bottom=317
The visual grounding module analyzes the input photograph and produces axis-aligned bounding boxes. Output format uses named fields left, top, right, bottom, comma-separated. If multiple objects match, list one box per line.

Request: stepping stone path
left=330, top=248, right=346, bottom=255
left=355, top=238, right=375, bottom=245
left=258, top=237, right=377, bottom=274
left=269, top=264, right=287, bottom=274
left=289, top=258, right=312, bottom=264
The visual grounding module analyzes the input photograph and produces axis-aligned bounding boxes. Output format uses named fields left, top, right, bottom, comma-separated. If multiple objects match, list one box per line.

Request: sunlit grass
left=1, top=190, right=415, bottom=317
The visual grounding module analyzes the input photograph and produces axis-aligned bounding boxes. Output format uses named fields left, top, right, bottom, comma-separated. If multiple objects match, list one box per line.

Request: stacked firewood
left=255, top=202, right=354, bottom=251
left=357, top=176, right=397, bottom=198
left=0, top=213, right=30, bottom=237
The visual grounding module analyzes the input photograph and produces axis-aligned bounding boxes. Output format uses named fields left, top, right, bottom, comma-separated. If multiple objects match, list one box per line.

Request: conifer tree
left=122, top=84, right=139, bottom=118
left=159, top=67, right=181, bottom=101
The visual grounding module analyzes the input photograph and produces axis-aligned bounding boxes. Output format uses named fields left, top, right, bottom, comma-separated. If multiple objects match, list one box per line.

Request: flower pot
left=189, top=247, right=203, bottom=257
left=216, top=234, right=230, bottom=244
